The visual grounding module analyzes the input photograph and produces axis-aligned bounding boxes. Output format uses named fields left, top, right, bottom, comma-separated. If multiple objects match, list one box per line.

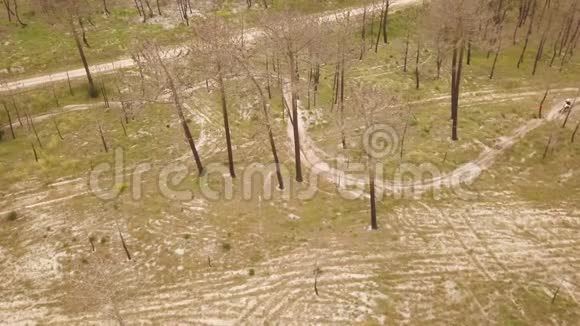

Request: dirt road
left=0, top=0, right=417, bottom=93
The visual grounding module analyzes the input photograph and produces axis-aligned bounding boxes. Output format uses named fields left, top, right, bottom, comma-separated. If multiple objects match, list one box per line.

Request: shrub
left=248, top=268, right=255, bottom=276
left=221, top=242, right=231, bottom=251
left=6, top=211, right=17, bottom=221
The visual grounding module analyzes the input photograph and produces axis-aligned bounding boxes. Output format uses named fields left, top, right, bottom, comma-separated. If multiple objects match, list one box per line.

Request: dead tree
left=262, top=12, right=318, bottom=183
left=53, top=118, right=64, bottom=140
left=3, top=102, right=15, bottom=139
left=403, top=32, right=410, bottom=72
left=98, top=122, right=108, bottom=153
left=351, top=83, right=400, bottom=231
left=542, top=134, right=553, bottom=160
left=138, top=42, right=204, bottom=175
left=538, top=87, right=549, bottom=118
left=427, top=0, right=480, bottom=141
left=3, top=0, right=26, bottom=26
left=102, top=0, right=110, bottom=16
left=25, top=110, right=43, bottom=148
left=571, top=123, right=579, bottom=143
left=516, top=0, right=537, bottom=69
left=235, top=51, right=285, bottom=190
left=191, top=18, right=239, bottom=178
left=31, top=142, right=38, bottom=162
left=381, top=0, right=391, bottom=44
left=33, top=0, right=98, bottom=96
left=489, top=6, right=509, bottom=79
left=118, top=227, right=132, bottom=261
left=415, top=40, right=421, bottom=89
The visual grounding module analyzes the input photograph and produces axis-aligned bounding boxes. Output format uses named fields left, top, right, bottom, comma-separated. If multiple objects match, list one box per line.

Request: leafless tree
left=136, top=41, right=205, bottom=175
left=64, top=253, right=136, bottom=325
left=350, top=83, right=400, bottom=230
left=33, top=0, right=99, bottom=96
left=426, top=0, right=481, bottom=141
left=261, top=10, right=319, bottom=183
left=191, top=17, right=242, bottom=178
left=2, top=0, right=26, bottom=26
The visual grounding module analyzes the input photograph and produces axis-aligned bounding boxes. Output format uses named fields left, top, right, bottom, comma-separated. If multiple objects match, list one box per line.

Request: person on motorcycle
left=560, top=99, right=573, bottom=114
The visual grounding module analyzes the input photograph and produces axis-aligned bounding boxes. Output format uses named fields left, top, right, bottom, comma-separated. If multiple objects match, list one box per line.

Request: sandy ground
left=1, top=86, right=579, bottom=324
left=1, top=198, right=578, bottom=324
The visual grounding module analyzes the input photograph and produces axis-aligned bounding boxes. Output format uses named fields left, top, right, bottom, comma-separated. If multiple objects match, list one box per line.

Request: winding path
left=284, top=83, right=578, bottom=198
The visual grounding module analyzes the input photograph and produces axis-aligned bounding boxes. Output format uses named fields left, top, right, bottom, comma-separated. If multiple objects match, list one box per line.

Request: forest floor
left=1, top=1, right=580, bottom=325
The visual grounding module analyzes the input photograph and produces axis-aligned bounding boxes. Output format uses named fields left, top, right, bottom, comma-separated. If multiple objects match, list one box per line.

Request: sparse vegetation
left=5, top=211, right=18, bottom=221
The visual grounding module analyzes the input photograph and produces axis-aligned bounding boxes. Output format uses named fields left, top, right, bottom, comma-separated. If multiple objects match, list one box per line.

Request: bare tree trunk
left=403, top=32, right=410, bottom=72
left=160, top=58, right=204, bottom=175
left=144, top=0, right=154, bottom=17
left=549, top=29, right=563, bottom=67
left=3, top=0, right=13, bottom=22
left=238, top=59, right=284, bottom=190
left=89, top=236, right=96, bottom=252
left=374, top=5, right=384, bottom=53
left=451, top=41, right=465, bottom=141
left=118, top=228, right=132, bottom=261
left=436, top=47, right=442, bottom=79
left=415, top=40, right=420, bottom=89
left=66, top=72, right=74, bottom=96
left=120, top=117, right=127, bottom=137
left=559, top=20, right=580, bottom=70
left=490, top=38, right=502, bottom=79
left=71, top=20, right=97, bottom=97
left=156, top=0, right=162, bottom=15
left=11, top=0, right=25, bottom=27
left=102, top=0, right=111, bottom=16
left=79, top=18, right=91, bottom=48
left=121, top=102, right=129, bottom=124
left=368, top=160, right=378, bottom=230
left=133, top=0, right=144, bottom=18
left=538, top=87, right=549, bottom=118
left=467, top=40, right=472, bottom=65
left=216, top=64, right=236, bottom=178
left=266, top=57, right=272, bottom=99
left=98, top=122, right=108, bottom=152
left=532, top=36, right=547, bottom=75
left=313, top=267, right=321, bottom=296
left=382, top=0, right=390, bottom=44
left=360, top=6, right=367, bottom=60
left=12, top=99, right=23, bottom=127
left=542, top=134, right=552, bottom=160
left=101, top=82, right=110, bottom=108
left=27, top=110, right=42, bottom=148
left=400, top=118, right=409, bottom=159
left=288, top=51, right=303, bottom=183
left=31, top=142, right=38, bottom=162
left=53, top=118, right=64, bottom=140
left=3, top=103, right=15, bottom=139
left=572, top=123, right=579, bottom=143
left=331, top=63, right=339, bottom=111
left=517, top=0, right=537, bottom=69
left=339, top=52, right=346, bottom=149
